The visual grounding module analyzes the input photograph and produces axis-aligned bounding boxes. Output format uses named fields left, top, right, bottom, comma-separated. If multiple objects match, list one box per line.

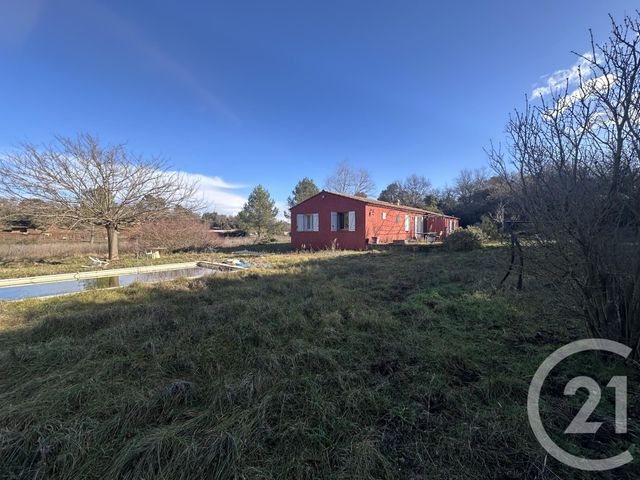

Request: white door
left=415, top=217, right=423, bottom=236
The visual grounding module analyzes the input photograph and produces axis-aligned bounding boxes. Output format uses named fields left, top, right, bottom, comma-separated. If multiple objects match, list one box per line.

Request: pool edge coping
left=0, top=262, right=201, bottom=288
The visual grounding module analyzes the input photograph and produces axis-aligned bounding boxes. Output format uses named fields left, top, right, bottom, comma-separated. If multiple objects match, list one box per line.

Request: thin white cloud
left=543, top=73, right=616, bottom=119
left=0, top=0, right=45, bottom=50
left=176, top=172, right=247, bottom=215
left=178, top=172, right=245, bottom=190
left=560, top=74, right=614, bottom=109
left=83, top=1, right=240, bottom=124
left=532, top=53, right=596, bottom=98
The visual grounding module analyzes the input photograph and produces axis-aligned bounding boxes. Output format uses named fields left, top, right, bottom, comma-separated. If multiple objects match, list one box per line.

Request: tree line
left=0, top=137, right=511, bottom=260
left=279, top=162, right=512, bottom=236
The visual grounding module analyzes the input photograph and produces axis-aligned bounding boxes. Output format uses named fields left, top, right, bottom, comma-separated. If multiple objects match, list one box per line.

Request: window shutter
left=312, top=213, right=320, bottom=231
left=348, top=211, right=355, bottom=231
left=330, top=212, right=337, bottom=231
left=405, top=215, right=410, bottom=232
left=296, top=214, right=304, bottom=232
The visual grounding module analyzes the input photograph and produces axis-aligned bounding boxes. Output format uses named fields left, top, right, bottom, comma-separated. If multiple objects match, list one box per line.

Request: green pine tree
left=237, top=185, right=279, bottom=239
left=286, top=177, right=319, bottom=218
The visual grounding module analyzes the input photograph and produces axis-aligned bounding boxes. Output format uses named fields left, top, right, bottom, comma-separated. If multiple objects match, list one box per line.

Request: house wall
left=363, top=205, right=422, bottom=243
left=290, top=193, right=367, bottom=250
left=426, top=214, right=459, bottom=238
left=290, top=191, right=460, bottom=250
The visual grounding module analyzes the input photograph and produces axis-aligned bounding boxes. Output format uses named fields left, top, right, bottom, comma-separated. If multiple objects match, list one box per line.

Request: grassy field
left=0, top=247, right=637, bottom=479
left=0, top=241, right=291, bottom=280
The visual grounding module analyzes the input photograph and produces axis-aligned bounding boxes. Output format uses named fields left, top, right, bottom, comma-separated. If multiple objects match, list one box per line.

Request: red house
left=290, top=190, right=459, bottom=250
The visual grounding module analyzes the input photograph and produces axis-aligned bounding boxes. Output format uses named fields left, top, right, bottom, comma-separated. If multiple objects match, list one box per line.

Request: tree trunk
left=106, top=225, right=119, bottom=260
left=90, top=225, right=95, bottom=245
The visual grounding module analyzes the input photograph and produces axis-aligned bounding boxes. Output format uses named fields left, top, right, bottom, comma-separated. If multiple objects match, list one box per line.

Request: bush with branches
left=443, top=228, right=483, bottom=251
left=489, top=14, right=640, bottom=355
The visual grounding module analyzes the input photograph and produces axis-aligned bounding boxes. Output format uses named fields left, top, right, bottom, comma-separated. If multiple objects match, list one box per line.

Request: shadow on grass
left=0, top=248, right=637, bottom=480
left=208, top=241, right=294, bottom=254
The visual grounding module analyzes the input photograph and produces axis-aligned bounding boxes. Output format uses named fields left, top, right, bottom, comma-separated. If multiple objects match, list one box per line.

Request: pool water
left=0, top=267, right=213, bottom=301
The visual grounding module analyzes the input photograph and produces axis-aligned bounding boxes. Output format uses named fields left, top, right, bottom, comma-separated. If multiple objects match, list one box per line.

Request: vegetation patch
left=443, top=228, right=483, bottom=251
left=0, top=247, right=638, bottom=479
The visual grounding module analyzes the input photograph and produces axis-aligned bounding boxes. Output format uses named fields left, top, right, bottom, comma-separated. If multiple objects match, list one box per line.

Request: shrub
left=135, top=218, right=217, bottom=252
left=465, top=225, right=488, bottom=242
left=443, top=228, right=482, bottom=251
left=478, top=215, right=501, bottom=240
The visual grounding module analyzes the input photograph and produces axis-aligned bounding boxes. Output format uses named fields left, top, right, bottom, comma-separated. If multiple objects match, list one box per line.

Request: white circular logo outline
left=527, top=338, right=633, bottom=471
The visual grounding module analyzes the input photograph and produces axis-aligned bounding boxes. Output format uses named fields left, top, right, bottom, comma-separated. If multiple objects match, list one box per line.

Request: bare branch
left=0, top=133, right=200, bottom=259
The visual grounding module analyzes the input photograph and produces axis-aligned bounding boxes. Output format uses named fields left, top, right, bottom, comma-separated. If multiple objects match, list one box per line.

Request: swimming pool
left=0, top=266, right=214, bottom=301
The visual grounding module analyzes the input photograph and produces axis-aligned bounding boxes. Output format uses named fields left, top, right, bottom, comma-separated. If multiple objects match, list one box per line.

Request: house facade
left=290, top=191, right=459, bottom=250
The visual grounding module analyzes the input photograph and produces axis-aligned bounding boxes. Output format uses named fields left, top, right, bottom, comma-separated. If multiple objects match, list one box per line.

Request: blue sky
left=1, top=0, right=638, bottom=215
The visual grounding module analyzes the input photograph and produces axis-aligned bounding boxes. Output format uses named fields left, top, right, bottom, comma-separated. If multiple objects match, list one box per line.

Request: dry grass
left=0, top=247, right=637, bottom=479
left=0, top=241, right=102, bottom=262
left=0, top=237, right=291, bottom=279
left=0, top=241, right=137, bottom=262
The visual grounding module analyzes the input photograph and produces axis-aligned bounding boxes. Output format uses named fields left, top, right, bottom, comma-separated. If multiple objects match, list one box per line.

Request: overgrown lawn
left=0, top=247, right=637, bottom=479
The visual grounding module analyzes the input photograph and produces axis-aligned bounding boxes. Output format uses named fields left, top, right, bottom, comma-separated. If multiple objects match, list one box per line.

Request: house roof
left=293, top=190, right=458, bottom=218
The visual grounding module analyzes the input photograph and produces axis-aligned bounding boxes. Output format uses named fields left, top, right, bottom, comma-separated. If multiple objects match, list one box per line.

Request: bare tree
left=453, top=168, right=489, bottom=203
left=0, top=134, right=199, bottom=260
left=136, top=217, right=214, bottom=252
left=379, top=174, right=435, bottom=209
left=489, top=14, right=640, bottom=355
left=401, top=174, right=433, bottom=207
left=351, top=168, right=376, bottom=198
left=325, top=160, right=376, bottom=197
left=437, top=170, right=510, bottom=226
left=325, top=161, right=352, bottom=194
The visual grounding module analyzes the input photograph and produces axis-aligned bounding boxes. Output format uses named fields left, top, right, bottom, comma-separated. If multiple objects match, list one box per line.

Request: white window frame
left=348, top=211, right=355, bottom=231
left=297, top=213, right=319, bottom=232
left=404, top=214, right=410, bottom=232
left=332, top=211, right=356, bottom=232
left=382, top=212, right=387, bottom=220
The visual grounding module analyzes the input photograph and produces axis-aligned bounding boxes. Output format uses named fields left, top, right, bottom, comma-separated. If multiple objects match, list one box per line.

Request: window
left=404, top=215, right=410, bottom=232
left=296, top=213, right=319, bottom=232
left=337, top=212, right=348, bottom=230
left=395, top=214, right=401, bottom=224
left=331, top=211, right=355, bottom=231
left=382, top=212, right=387, bottom=220
left=304, top=214, right=313, bottom=231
